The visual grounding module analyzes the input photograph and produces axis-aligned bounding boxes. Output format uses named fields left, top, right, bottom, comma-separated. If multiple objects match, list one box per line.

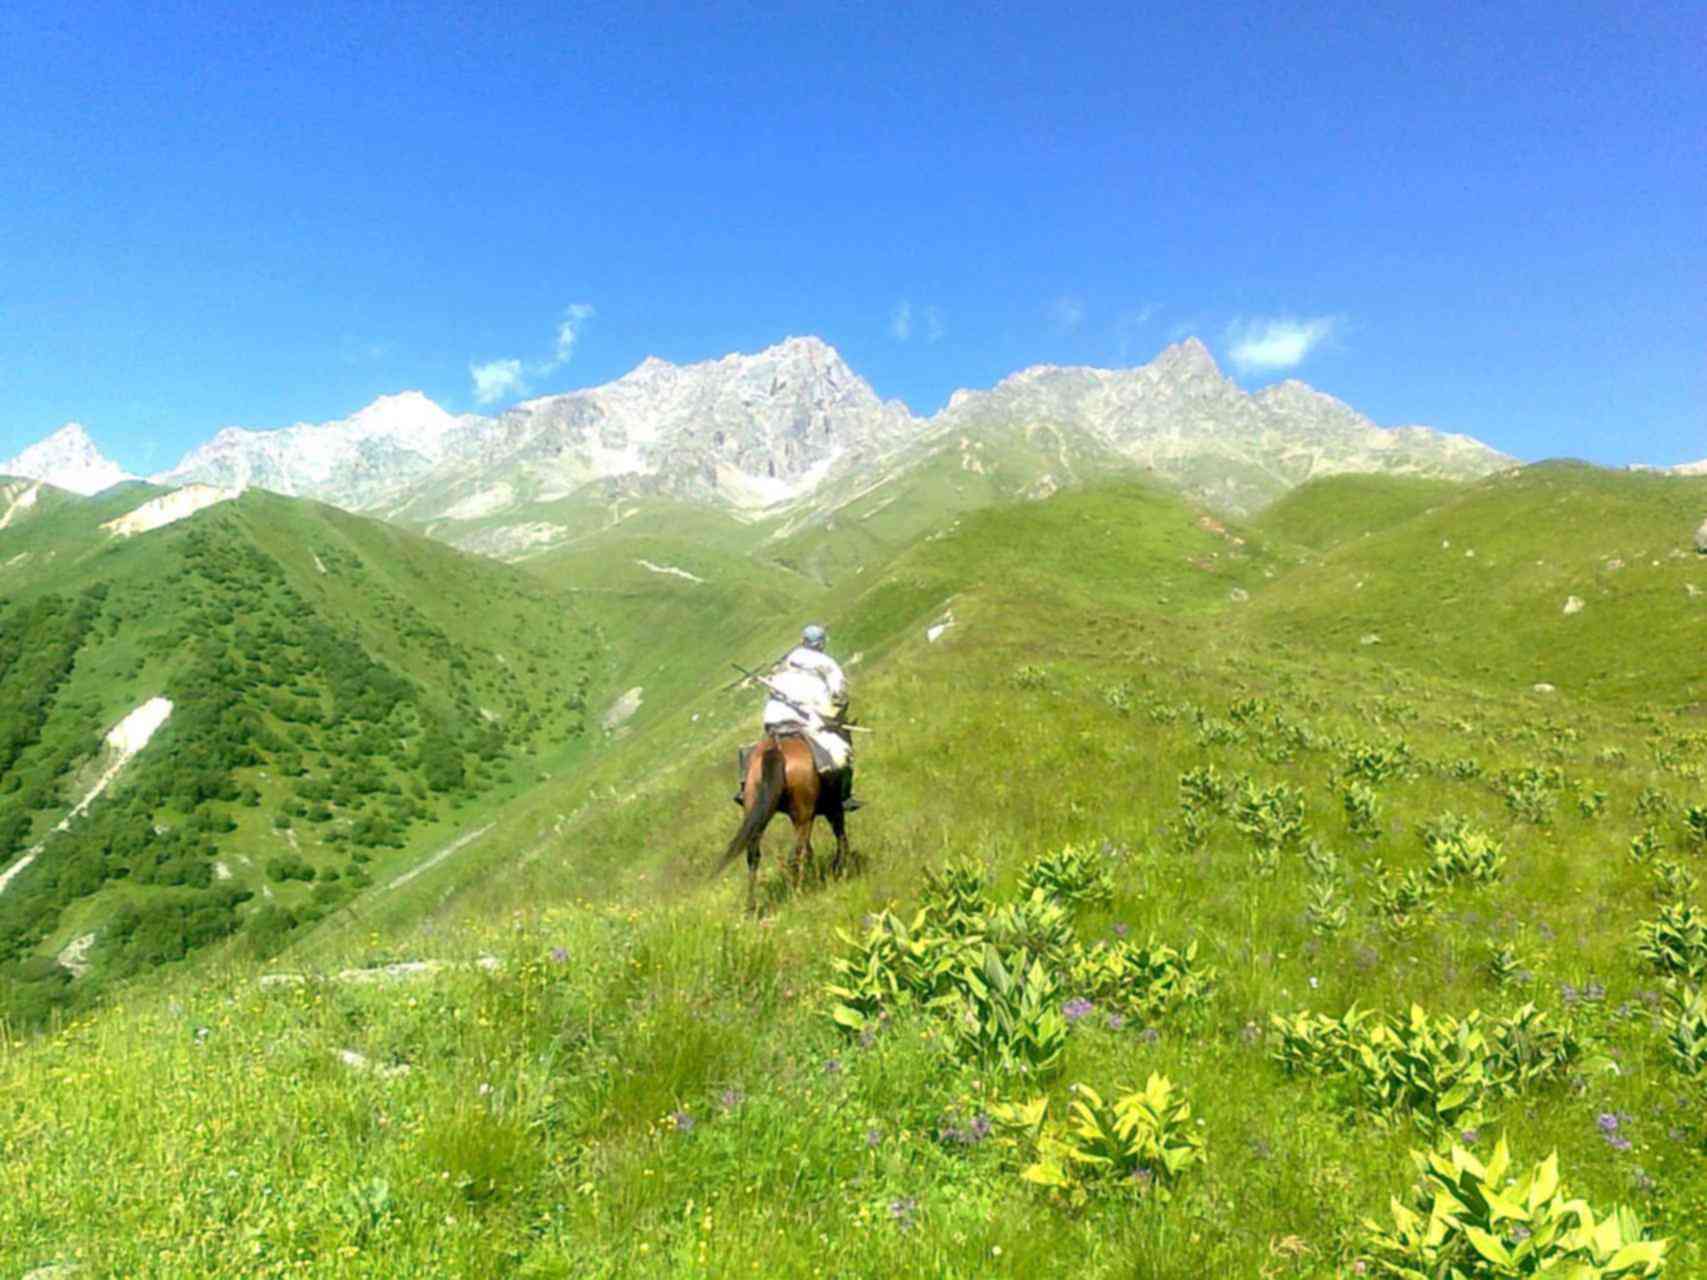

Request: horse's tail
left=716, top=738, right=786, bottom=874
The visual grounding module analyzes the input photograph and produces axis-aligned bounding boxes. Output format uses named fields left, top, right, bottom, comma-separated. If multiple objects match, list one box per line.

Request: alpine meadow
left=4, top=321, right=1707, bottom=1277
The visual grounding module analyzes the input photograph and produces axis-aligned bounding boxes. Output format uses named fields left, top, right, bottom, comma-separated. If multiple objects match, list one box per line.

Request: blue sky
left=2, top=0, right=1702, bottom=473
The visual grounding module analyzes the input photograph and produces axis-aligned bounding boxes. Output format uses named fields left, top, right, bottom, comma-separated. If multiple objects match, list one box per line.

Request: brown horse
left=717, top=732, right=850, bottom=911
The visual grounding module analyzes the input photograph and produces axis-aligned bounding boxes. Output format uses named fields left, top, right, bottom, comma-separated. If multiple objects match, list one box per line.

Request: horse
left=717, top=731, right=850, bottom=911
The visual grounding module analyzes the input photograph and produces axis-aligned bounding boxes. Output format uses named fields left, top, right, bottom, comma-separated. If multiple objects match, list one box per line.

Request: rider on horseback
left=736, top=624, right=862, bottom=811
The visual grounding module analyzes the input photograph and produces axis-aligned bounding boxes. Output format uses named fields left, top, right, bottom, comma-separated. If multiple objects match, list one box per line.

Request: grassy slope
left=1247, top=462, right=1707, bottom=705
left=4, top=470, right=1707, bottom=1277
left=1253, top=473, right=1466, bottom=551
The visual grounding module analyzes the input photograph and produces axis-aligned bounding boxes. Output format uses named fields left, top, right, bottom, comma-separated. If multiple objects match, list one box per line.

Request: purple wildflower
left=719, top=1087, right=746, bottom=1111
left=1608, top=1135, right=1633, bottom=1152
left=1461, top=1129, right=1481, bottom=1145
left=1582, top=980, right=1606, bottom=1003
left=1141, top=1027, right=1161, bottom=1045
left=939, top=1112, right=991, bottom=1146
left=1597, top=1112, right=1621, bottom=1136
left=1112, top=922, right=1130, bottom=938
left=549, top=946, right=568, bottom=964
left=888, top=1196, right=918, bottom=1229
left=824, top=1057, right=843, bottom=1076
left=865, top=1127, right=883, bottom=1148
left=1105, top=1012, right=1127, bottom=1031
left=1561, top=982, right=1579, bottom=1006
left=1063, top=997, right=1095, bottom=1023
left=671, top=1110, right=695, bottom=1134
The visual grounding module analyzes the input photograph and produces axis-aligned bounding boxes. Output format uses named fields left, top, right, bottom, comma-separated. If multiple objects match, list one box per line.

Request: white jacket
left=762, top=646, right=851, bottom=768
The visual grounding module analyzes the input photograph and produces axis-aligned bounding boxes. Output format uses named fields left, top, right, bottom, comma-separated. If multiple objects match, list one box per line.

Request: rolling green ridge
left=1248, top=462, right=1707, bottom=704
left=1252, top=473, right=1467, bottom=551
left=0, top=490, right=604, bottom=1027
left=3, top=464, right=1706, bottom=1277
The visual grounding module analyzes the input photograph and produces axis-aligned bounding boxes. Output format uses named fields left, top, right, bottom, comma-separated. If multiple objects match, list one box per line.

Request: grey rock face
left=934, top=339, right=1511, bottom=515
left=155, top=391, right=467, bottom=512
left=150, top=334, right=1510, bottom=534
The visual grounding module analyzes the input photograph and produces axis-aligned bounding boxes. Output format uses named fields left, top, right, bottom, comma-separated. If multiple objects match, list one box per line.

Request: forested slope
left=0, top=490, right=603, bottom=1025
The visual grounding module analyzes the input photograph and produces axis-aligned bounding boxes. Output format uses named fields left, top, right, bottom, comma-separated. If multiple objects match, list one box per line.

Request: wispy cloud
left=1048, top=295, right=1086, bottom=336
left=470, top=358, right=526, bottom=405
left=889, top=300, right=913, bottom=341
left=1225, top=316, right=1337, bottom=374
left=890, top=299, right=945, bottom=344
left=469, top=303, right=597, bottom=405
left=545, top=303, right=595, bottom=371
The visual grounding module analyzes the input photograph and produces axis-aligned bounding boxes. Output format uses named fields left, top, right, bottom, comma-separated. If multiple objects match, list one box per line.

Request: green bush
left=1017, top=843, right=1115, bottom=909
left=264, top=854, right=315, bottom=884
left=993, top=1074, right=1206, bottom=1205
left=1362, top=1138, right=1668, bottom=1277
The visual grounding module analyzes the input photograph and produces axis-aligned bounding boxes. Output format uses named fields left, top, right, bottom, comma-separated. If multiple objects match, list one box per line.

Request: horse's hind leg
left=790, top=813, right=814, bottom=892
left=827, top=809, right=850, bottom=879
left=746, top=841, right=762, bottom=915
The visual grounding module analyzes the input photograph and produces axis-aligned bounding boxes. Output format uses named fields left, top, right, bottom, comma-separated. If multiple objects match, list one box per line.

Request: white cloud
left=925, top=306, right=946, bottom=343
left=889, top=300, right=913, bottom=341
left=1048, top=295, right=1086, bottom=336
left=1226, top=316, right=1337, bottom=374
left=468, top=302, right=596, bottom=405
left=545, top=303, right=596, bottom=371
left=470, top=358, right=526, bottom=405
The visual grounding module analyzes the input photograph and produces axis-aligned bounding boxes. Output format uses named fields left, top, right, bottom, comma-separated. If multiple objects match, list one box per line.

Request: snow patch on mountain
left=636, top=559, right=706, bottom=583
left=441, top=483, right=516, bottom=520
left=2, top=425, right=135, bottom=495
left=0, top=479, right=43, bottom=530
left=102, top=484, right=240, bottom=537
left=0, top=698, right=173, bottom=898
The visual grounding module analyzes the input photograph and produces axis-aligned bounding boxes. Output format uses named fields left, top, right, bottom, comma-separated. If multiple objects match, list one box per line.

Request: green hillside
left=1246, top=462, right=1707, bottom=704
left=1253, top=472, right=1467, bottom=551
left=3, top=467, right=1706, bottom=1277
left=0, top=489, right=603, bottom=1026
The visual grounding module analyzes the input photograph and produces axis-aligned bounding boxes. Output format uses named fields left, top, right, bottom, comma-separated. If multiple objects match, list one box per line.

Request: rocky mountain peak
left=1, top=423, right=136, bottom=496
left=1149, top=336, right=1221, bottom=379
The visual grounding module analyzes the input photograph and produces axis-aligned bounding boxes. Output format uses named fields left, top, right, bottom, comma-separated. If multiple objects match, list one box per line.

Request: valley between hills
left=3, top=345, right=1707, bottom=1276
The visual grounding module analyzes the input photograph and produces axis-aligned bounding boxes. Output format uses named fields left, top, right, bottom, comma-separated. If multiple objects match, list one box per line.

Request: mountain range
left=7, top=336, right=1515, bottom=557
